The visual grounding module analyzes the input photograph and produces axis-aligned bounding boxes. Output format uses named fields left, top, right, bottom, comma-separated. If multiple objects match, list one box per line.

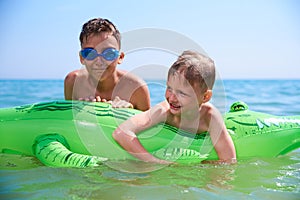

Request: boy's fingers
left=95, top=96, right=101, bottom=102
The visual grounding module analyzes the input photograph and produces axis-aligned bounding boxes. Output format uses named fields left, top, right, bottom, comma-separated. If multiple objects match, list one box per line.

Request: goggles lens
left=80, top=48, right=119, bottom=61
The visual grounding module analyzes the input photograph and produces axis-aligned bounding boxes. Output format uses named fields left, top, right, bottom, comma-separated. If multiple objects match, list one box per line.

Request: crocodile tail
left=32, top=133, right=107, bottom=168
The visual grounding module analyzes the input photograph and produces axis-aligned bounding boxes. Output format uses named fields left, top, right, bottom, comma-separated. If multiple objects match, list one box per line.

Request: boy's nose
left=95, top=55, right=105, bottom=63
left=168, top=92, right=178, bottom=102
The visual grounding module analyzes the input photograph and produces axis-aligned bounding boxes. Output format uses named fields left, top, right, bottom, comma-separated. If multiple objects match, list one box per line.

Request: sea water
left=0, top=79, right=299, bottom=200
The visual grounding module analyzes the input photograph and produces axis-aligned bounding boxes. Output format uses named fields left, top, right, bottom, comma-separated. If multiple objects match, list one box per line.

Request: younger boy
left=64, top=18, right=150, bottom=111
left=113, top=50, right=236, bottom=164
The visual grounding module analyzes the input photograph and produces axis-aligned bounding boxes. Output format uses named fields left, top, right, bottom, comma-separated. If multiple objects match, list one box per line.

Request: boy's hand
left=78, top=96, right=133, bottom=109
left=78, top=96, right=101, bottom=102
left=110, top=96, right=133, bottom=109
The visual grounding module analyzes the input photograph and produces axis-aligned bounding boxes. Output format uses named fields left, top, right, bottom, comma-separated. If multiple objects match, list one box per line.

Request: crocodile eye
left=230, top=101, right=249, bottom=112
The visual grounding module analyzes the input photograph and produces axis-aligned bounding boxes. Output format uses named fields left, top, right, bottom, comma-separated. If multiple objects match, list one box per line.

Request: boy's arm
left=130, top=85, right=151, bottom=111
left=112, top=103, right=172, bottom=164
left=206, top=106, right=237, bottom=164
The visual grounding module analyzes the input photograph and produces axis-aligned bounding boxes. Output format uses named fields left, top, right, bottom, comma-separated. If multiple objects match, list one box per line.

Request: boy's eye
left=179, top=90, right=193, bottom=98
left=178, top=91, right=188, bottom=97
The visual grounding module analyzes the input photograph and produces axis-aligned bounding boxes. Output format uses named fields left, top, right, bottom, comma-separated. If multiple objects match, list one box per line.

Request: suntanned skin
left=113, top=73, right=236, bottom=164
left=64, top=32, right=150, bottom=111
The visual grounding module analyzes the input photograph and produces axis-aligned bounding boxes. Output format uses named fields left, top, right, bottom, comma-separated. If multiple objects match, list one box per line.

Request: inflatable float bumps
left=0, top=100, right=299, bottom=167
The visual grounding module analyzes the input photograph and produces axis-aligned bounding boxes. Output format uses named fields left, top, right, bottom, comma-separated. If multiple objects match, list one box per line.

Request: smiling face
left=165, top=50, right=215, bottom=117
left=79, top=32, right=124, bottom=81
left=165, top=73, right=206, bottom=116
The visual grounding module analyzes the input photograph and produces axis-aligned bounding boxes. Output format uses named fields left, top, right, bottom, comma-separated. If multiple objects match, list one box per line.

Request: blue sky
left=0, top=0, right=299, bottom=80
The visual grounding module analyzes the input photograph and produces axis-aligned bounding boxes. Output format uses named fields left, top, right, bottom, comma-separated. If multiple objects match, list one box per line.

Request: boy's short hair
left=168, top=50, right=216, bottom=92
left=79, top=18, right=121, bottom=48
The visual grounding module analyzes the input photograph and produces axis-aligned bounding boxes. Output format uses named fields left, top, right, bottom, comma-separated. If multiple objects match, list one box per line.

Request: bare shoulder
left=155, top=101, right=170, bottom=120
left=116, top=70, right=150, bottom=111
left=64, top=69, right=87, bottom=84
left=143, top=101, right=169, bottom=125
left=134, top=101, right=168, bottom=121
left=64, top=69, right=89, bottom=100
left=152, top=101, right=169, bottom=115
left=201, top=102, right=215, bottom=110
left=200, top=102, right=220, bottom=116
left=201, top=102, right=224, bottom=121
left=117, top=70, right=146, bottom=86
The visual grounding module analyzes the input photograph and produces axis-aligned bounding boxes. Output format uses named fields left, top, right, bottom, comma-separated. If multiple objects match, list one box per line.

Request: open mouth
left=169, top=102, right=181, bottom=110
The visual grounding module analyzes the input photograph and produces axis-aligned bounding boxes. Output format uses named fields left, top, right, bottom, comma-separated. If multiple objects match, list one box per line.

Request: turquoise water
left=0, top=79, right=299, bottom=199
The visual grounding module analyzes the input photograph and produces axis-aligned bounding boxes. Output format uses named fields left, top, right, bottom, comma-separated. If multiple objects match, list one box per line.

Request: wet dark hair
left=168, top=50, right=216, bottom=92
left=79, top=18, right=121, bottom=48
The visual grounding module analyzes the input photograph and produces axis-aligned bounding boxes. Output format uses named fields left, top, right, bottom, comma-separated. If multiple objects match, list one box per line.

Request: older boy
left=64, top=18, right=150, bottom=111
left=113, top=50, right=236, bottom=164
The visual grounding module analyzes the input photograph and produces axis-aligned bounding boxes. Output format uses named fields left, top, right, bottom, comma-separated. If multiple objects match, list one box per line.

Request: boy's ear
left=117, top=52, right=125, bottom=64
left=79, top=51, right=85, bottom=64
left=203, top=90, right=212, bottom=103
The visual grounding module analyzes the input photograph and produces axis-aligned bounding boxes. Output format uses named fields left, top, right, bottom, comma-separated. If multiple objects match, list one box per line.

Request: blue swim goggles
left=80, top=47, right=119, bottom=61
